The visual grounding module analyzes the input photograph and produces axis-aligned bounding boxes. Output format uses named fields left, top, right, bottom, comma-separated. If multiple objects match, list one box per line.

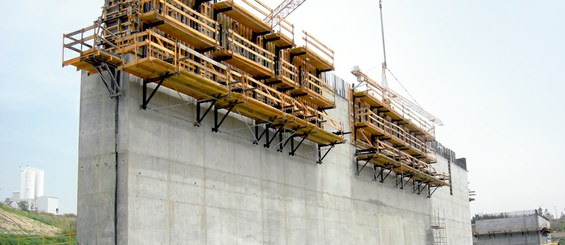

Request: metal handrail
left=225, top=29, right=275, bottom=70
left=302, top=30, right=334, bottom=66
left=356, top=107, right=434, bottom=159
left=62, top=23, right=119, bottom=65
left=356, top=82, right=435, bottom=137
left=301, top=72, right=335, bottom=99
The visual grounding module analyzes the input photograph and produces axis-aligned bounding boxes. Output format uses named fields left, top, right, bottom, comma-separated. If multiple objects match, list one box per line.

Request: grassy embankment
left=0, top=204, right=76, bottom=244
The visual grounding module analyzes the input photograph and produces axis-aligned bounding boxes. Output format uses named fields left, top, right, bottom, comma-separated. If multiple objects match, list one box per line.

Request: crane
left=264, top=0, right=307, bottom=27
left=352, top=0, right=443, bottom=127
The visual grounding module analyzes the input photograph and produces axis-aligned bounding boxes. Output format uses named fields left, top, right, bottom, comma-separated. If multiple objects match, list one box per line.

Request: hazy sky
left=1, top=0, right=564, bottom=216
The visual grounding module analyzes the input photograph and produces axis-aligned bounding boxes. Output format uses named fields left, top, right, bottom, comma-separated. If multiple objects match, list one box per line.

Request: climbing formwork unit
left=63, top=0, right=344, bottom=163
left=349, top=68, right=449, bottom=196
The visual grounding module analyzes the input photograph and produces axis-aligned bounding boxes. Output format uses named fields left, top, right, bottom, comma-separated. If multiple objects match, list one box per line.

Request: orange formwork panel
left=212, top=29, right=275, bottom=78
left=139, top=0, right=219, bottom=50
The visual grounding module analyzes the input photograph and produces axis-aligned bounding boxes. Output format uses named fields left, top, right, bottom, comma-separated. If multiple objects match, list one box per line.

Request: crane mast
left=352, top=0, right=443, bottom=127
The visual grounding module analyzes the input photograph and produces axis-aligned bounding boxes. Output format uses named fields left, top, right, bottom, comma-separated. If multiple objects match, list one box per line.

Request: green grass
left=552, top=218, right=565, bottom=232
left=0, top=233, right=76, bottom=245
left=0, top=204, right=76, bottom=244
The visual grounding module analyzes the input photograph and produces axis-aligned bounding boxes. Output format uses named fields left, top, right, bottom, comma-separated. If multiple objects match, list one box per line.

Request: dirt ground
left=0, top=209, right=61, bottom=235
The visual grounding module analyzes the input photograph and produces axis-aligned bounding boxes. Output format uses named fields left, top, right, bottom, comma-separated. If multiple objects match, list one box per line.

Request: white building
left=37, top=196, right=59, bottom=214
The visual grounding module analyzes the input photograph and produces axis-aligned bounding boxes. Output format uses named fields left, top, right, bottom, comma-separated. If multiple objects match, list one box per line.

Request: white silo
left=18, top=167, right=45, bottom=201
left=35, top=169, right=44, bottom=199
left=19, top=169, right=26, bottom=200
left=20, top=167, right=34, bottom=200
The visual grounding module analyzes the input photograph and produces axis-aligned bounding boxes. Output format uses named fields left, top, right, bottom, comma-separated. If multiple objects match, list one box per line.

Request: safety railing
left=230, top=73, right=342, bottom=134
left=356, top=82, right=435, bottom=137
left=178, top=42, right=229, bottom=84
left=301, top=72, right=335, bottom=101
left=118, top=30, right=229, bottom=85
left=302, top=30, right=334, bottom=67
left=140, top=0, right=219, bottom=41
left=118, top=30, right=177, bottom=66
left=279, top=59, right=297, bottom=83
left=317, top=109, right=344, bottom=135
left=355, top=107, right=433, bottom=159
left=224, top=29, right=275, bottom=71
left=62, top=23, right=120, bottom=65
left=272, top=16, right=294, bottom=41
left=231, top=0, right=272, bottom=21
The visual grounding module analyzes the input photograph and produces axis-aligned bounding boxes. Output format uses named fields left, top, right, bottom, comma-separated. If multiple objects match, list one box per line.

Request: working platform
left=264, top=32, right=294, bottom=49
left=354, top=107, right=435, bottom=162
left=353, top=89, right=435, bottom=141
left=212, top=29, right=275, bottom=78
left=117, top=30, right=344, bottom=146
left=139, top=0, right=219, bottom=50
left=355, top=141, right=448, bottom=187
left=289, top=31, right=334, bottom=72
left=263, top=17, right=295, bottom=48
left=213, top=0, right=272, bottom=34
left=62, top=24, right=123, bottom=74
left=266, top=59, right=297, bottom=91
left=291, top=73, right=335, bottom=110
left=357, top=153, right=447, bottom=187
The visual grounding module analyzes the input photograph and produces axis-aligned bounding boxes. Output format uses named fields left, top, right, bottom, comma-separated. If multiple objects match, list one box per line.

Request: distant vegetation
left=551, top=215, right=565, bottom=244
left=0, top=203, right=76, bottom=244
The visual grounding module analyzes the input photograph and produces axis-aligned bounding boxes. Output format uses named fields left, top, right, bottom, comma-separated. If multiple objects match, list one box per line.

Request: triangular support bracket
left=142, top=72, right=176, bottom=110
left=83, top=55, right=121, bottom=98
left=317, top=142, right=341, bottom=164
left=428, top=185, right=439, bottom=198
left=288, top=132, right=311, bottom=157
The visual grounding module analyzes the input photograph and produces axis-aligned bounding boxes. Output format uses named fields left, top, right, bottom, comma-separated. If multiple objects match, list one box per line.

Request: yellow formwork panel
left=139, top=0, right=219, bottom=50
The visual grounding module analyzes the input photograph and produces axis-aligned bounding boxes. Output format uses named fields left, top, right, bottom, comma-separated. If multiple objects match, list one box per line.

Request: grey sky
left=1, top=0, right=564, bottom=216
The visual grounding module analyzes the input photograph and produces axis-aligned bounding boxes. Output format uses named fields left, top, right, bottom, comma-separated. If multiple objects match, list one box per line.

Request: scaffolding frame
left=63, top=0, right=345, bottom=163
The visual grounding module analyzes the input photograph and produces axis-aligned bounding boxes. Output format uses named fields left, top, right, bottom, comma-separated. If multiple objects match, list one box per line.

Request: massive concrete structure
left=77, top=71, right=472, bottom=244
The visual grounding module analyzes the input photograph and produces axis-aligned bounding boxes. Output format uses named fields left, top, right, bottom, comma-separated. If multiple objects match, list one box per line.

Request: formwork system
left=349, top=68, right=449, bottom=196
left=63, top=0, right=448, bottom=194
left=63, top=0, right=345, bottom=162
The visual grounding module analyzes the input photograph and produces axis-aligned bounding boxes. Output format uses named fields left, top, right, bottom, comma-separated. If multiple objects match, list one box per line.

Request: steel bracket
left=317, top=143, right=335, bottom=164
left=83, top=55, right=121, bottom=97
left=142, top=72, right=176, bottom=109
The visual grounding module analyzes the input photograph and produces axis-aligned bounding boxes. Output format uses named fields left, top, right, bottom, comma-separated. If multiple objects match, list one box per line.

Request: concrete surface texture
left=77, top=70, right=472, bottom=244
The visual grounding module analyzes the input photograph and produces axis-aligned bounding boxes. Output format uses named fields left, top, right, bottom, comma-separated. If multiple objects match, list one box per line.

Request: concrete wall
left=77, top=71, right=472, bottom=245
left=475, top=216, right=544, bottom=234
left=475, top=232, right=546, bottom=245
